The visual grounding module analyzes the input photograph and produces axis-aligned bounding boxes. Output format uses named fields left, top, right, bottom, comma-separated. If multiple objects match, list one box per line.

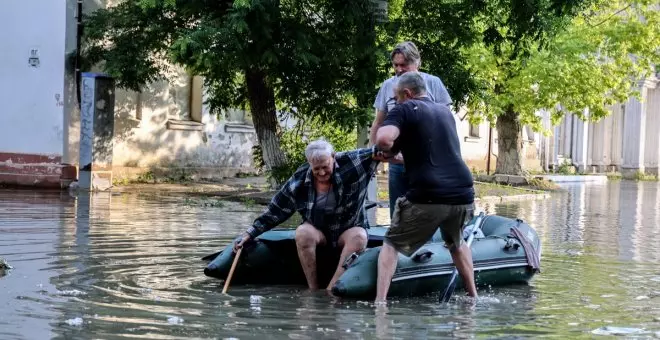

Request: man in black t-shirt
left=373, top=71, right=477, bottom=303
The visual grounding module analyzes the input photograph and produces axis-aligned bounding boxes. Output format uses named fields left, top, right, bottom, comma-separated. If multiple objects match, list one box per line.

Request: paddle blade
left=440, top=273, right=458, bottom=302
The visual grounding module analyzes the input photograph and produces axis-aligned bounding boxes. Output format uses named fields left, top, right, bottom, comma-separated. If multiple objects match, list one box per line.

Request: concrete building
left=0, top=1, right=70, bottom=188
left=547, top=77, right=660, bottom=178
left=453, top=109, right=547, bottom=174
left=1, top=0, right=266, bottom=189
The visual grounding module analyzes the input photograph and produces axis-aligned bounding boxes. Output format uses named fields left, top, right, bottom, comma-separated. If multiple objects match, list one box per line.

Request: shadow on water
left=1, top=181, right=660, bottom=339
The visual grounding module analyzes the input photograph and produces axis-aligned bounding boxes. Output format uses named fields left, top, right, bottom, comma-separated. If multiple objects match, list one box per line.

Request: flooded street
left=2, top=181, right=660, bottom=339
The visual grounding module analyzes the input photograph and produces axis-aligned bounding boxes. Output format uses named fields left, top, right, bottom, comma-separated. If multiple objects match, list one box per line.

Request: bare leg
left=375, top=242, right=399, bottom=303
left=449, top=243, right=478, bottom=297
left=326, top=227, right=368, bottom=291
left=295, top=223, right=326, bottom=290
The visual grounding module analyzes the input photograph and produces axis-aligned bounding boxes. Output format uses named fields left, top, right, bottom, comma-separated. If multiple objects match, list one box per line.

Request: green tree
left=253, top=117, right=357, bottom=184
left=376, top=0, right=487, bottom=110
left=81, top=0, right=385, bottom=178
left=464, top=0, right=659, bottom=175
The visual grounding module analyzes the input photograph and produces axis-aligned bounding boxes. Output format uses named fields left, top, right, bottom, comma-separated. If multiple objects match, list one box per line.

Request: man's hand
left=233, top=233, right=252, bottom=253
left=390, top=153, right=404, bottom=164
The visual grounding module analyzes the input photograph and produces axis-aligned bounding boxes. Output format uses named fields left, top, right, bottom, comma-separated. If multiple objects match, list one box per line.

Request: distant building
left=547, top=76, right=660, bottom=178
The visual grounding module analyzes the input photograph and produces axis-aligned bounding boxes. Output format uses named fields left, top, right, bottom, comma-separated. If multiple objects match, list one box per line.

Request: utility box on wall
left=78, top=73, right=115, bottom=191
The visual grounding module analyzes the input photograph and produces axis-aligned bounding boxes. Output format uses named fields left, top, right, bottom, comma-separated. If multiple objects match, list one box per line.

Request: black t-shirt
left=382, top=97, right=474, bottom=205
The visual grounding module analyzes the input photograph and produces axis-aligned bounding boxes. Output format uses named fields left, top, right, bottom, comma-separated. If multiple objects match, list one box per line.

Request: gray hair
left=391, top=41, right=421, bottom=67
left=305, top=139, right=334, bottom=163
left=396, top=71, right=427, bottom=96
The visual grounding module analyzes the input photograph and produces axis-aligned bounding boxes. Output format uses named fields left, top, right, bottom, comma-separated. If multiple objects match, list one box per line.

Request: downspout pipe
left=486, top=125, right=493, bottom=175
left=75, top=0, right=83, bottom=109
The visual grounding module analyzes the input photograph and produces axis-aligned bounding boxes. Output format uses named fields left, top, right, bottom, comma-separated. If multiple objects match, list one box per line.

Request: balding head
left=394, top=71, right=427, bottom=103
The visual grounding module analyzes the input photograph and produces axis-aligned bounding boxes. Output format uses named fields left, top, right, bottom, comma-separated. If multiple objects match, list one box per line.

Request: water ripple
left=1, top=183, right=660, bottom=339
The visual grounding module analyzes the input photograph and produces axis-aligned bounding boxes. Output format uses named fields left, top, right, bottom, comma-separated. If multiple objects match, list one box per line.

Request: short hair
left=396, top=71, right=427, bottom=96
left=391, top=41, right=421, bottom=67
left=305, top=139, right=334, bottom=163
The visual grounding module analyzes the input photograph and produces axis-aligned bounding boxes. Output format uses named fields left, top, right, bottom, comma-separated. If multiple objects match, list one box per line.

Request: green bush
left=253, top=117, right=358, bottom=187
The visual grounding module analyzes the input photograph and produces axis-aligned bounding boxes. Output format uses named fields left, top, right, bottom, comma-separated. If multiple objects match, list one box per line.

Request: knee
left=295, top=223, right=320, bottom=247
left=353, top=231, right=368, bottom=248
left=344, top=229, right=368, bottom=250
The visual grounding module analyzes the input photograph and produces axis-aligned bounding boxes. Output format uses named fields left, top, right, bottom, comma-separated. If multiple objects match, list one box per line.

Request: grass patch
left=526, top=177, right=562, bottom=191
left=632, top=171, right=658, bottom=181
left=112, top=169, right=196, bottom=186
left=606, top=172, right=622, bottom=181
left=182, top=197, right=226, bottom=208
left=474, top=182, right=541, bottom=199
left=240, top=197, right=257, bottom=207
left=378, top=189, right=388, bottom=200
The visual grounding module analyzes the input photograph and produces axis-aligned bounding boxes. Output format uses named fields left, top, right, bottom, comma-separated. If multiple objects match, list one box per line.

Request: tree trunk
left=495, top=107, right=523, bottom=175
left=245, top=69, right=287, bottom=173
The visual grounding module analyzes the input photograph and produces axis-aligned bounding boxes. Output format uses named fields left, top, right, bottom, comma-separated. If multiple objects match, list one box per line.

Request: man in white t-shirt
left=369, top=41, right=453, bottom=218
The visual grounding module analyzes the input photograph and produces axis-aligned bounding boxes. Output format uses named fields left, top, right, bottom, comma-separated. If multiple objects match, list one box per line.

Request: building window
left=469, top=124, right=480, bottom=138
left=225, top=107, right=253, bottom=126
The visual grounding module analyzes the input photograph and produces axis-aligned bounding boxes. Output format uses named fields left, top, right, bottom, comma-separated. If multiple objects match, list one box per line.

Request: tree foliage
left=81, top=0, right=385, bottom=177
left=252, top=117, right=357, bottom=185
left=466, top=0, right=660, bottom=132
left=80, top=0, right=657, bottom=177
left=376, top=0, right=487, bottom=110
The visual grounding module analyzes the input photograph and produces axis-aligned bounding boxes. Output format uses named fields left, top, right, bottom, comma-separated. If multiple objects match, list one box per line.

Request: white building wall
left=621, top=89, right=647, bottom=175
left=0, top=0, right=67, bottom=156
left=548, top=77, right=659, bottom=178
left=643, top=84, right=660, bottom=175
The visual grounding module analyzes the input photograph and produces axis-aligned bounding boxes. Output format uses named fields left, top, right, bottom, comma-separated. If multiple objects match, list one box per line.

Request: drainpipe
left=75, top=0, right=83, bottom=109
left=486, top=125, right=493, bottom=175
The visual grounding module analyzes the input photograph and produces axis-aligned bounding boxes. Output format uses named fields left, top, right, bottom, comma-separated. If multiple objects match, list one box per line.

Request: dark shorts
left=384, top=197, right=474, bottom=257
left=308, top=222, right=368, bottom=249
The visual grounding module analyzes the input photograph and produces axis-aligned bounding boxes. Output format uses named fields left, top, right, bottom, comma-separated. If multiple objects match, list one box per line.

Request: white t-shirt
left=373, top=72, right=452, bottom=114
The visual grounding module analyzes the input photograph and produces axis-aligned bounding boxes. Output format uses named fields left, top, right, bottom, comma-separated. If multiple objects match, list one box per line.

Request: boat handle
left=503, top=238, right=520, bottom=252
left=412, top=250, right=433, bottom=263
left=342, top=252, right=360, bottom=269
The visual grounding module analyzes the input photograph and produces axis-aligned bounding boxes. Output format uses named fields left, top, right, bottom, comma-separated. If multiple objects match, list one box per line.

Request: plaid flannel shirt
left=246, top=146, right=380, bottom=245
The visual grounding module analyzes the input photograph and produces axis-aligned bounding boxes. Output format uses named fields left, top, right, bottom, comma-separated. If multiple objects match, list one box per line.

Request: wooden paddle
left=222, top=247, right=243, bottom=294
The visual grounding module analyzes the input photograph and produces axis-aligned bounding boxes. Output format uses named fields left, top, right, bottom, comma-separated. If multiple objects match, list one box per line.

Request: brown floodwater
left=1, top=181, right=660, bottom=339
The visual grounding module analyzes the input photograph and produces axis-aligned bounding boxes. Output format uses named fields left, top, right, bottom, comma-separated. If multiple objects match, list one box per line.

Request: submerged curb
left=476, top=193, right=551, bottom=203
left=216, top=191, right=552, bottom=206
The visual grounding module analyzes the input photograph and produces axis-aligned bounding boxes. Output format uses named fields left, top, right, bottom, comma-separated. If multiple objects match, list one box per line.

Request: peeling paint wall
left=0, top=0, right=66, bottom=157
left=65, top=65, right=263, bottom=179
left=109, top=75, right=259, bottom=173
left=59, top=0, right=265, bottom=180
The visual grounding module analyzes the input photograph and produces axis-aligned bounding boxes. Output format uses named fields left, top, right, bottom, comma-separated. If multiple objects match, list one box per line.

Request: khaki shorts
left=384, top=197, right=474, bottom=257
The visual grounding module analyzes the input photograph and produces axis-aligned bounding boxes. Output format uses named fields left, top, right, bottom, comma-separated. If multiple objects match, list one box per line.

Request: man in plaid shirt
left=234, top=139, right=388, bottom=291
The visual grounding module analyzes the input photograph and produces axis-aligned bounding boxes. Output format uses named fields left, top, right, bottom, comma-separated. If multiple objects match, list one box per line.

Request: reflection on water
left=1, top=181, right=660, bottom=339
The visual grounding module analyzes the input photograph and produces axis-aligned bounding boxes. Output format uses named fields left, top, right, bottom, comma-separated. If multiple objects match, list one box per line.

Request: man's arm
left=376, top=104, right=405, bottom=155
left=376, top=125, right=400, bottom=154
left=369, top=109, right=387, bottom=146
left=244, top=177, right=299, bottom=239
left=370, top=79, right=392, bottom=145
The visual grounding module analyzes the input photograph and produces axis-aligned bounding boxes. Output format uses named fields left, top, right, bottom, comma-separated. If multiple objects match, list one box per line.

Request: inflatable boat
left=203, top=213, right=541, bottom=299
